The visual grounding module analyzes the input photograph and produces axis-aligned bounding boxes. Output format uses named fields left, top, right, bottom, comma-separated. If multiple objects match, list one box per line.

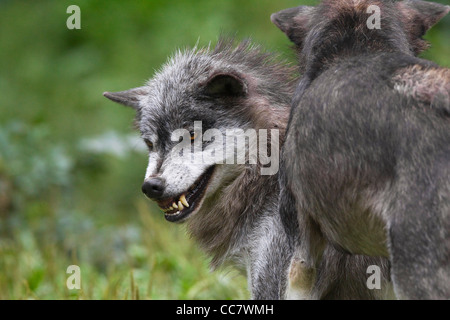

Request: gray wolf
left=104, top=39, right=297, bottom=299
left=272, top=0, right=450, bottom=299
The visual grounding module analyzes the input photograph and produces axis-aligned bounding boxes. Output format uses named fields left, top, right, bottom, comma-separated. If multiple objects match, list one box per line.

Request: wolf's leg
left=314, top=246, right=395, bottom=300
left=248, top=213, right=294, bottom=300
left=286, top=250, right=316, bottom=299
left=388, top=175, right=450, bottom=299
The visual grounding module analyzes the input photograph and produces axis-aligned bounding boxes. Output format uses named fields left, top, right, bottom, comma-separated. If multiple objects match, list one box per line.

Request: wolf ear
left=271, top=6, right=312, bottom=48
left=103, top=87, right=147, bottom=110
left=399, top=0, right=450, bottom=34
left=398, top=0, right=449, bottom=54
left=204, top=73, right=247, bottom=98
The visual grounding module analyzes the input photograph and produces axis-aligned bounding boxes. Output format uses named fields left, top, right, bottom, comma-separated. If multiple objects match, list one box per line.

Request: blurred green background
left=0, top=0, right=448, bottom=300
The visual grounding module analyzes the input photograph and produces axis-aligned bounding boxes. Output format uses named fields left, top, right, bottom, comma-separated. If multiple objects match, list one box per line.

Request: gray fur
left=273, top=0, right=450, bottom=299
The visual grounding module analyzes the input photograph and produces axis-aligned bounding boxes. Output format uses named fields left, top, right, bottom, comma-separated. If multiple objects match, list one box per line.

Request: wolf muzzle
left=142, top=177, right=165, bottom=200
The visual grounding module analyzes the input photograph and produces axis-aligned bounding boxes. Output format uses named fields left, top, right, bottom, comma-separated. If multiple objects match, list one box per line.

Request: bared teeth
left=160, top=195, right=189, bottom=215
left=180, top=194, right=189, bottom=208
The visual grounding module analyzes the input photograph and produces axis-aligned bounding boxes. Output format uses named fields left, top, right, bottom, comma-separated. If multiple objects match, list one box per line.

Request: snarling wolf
left=104, top=39, right=299, bottom=299
left=272, top=0, right=450, bottom=299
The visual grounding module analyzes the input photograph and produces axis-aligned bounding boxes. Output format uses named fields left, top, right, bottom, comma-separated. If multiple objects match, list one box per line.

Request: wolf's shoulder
left=323, top=53, right=449, bottom=117
left=391, top=61, right=450, bottom=117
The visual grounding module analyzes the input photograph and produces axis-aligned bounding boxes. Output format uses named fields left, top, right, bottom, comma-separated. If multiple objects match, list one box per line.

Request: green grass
left=0, top=0, right=449, bottom=300
left=0, top=197, right=248, bottom=300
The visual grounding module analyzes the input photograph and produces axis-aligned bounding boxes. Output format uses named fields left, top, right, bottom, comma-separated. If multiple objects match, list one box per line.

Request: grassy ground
left=0, top=0, right=449, bottom=300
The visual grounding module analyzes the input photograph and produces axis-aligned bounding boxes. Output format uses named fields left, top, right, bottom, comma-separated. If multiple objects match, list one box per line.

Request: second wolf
left=272, top=0, right=450, bottom=299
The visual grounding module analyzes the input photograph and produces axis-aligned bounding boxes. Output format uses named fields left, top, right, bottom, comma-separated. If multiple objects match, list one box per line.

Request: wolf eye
left=190, top=131, right=197, bottom=141
left=144, top=139, right=154, bottom=151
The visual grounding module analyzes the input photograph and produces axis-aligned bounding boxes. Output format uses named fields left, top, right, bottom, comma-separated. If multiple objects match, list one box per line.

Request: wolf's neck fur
left=301, top=1, right=412, bottom=81
left=187, top=165, right=280, bottom=268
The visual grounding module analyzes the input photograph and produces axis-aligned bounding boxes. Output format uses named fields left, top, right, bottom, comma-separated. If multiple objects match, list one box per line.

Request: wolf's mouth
left=156, top=166, right=215, bottom=222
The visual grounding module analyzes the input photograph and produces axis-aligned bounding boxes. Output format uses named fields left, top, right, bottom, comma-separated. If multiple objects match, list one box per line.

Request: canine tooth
left=178, top=201, right=184, bottom=211
left=180, top=195, right=189, bottom=207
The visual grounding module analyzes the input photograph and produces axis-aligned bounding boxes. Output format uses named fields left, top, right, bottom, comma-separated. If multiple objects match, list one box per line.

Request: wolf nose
left=142, top=178, right=165, bottom=199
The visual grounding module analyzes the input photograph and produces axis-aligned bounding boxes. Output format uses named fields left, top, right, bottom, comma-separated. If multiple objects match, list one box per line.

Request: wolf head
left=271, top=0, right=449, bottom=75
left=104, top=39, right=295, bottom=225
